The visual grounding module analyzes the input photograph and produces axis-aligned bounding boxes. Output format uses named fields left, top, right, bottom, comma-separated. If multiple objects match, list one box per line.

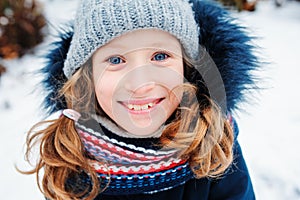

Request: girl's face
left=92, top=29, right=184, bottom=136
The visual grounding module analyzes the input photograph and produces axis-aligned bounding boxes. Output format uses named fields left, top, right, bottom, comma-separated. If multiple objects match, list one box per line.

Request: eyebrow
left=148, top=41, right=180, bottom=48
left=105, top=40, right=179, bottom=49
left=102, top=43, right=125, bottom=50
left=100, top=40, right=182, bottom=57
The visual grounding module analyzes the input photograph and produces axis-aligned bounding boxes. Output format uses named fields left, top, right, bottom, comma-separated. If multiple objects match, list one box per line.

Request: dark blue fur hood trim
left=41, top=27, right=71, bottom=114
left=41, top=0, right=259, bottom=115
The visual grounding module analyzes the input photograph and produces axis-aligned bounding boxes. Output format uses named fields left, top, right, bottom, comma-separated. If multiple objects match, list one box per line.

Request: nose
left=123, top=65, right=157, bottom=95
left=129, top=81, right=156, bottom=95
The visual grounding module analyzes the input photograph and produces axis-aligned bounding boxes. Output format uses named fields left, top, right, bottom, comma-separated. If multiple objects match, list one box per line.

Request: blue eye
left=108, top=56, right=124, bottom=65
left=153, top=52, right=169, bottom=61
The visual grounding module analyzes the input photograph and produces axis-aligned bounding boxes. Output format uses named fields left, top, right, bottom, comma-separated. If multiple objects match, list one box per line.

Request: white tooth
left=141, top=104, right=148, bottom=110
left=148, top=103, right=154, bottom=108
left=128, top=104, right=134, bottom=110
left=127, top=102, right=156, bottom=111
left=133, top=105, right=141, bottom=111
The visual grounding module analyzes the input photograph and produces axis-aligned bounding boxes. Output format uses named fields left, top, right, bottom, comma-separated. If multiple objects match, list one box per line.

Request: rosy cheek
left=94, top=73, right=118, bottom=107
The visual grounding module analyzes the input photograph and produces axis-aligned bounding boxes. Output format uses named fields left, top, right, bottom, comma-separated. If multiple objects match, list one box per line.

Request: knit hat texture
left=63, top=0, right=199, bottom=78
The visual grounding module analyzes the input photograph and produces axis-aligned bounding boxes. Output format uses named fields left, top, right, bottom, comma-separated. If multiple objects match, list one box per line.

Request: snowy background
left=0, top=0, right=300, bottom=199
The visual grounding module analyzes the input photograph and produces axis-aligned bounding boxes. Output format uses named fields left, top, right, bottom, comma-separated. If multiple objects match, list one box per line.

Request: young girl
left=23, top=0, right=258, bottom=199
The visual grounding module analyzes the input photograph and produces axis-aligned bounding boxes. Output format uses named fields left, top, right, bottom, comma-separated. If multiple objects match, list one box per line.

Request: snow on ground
left=0, top=0, right=299, bottom=199
left=236, top=1, right=300, bottom=199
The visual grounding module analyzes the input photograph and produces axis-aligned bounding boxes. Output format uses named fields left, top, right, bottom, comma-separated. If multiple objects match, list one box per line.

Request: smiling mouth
left=120, top=98, right=164, bottom=111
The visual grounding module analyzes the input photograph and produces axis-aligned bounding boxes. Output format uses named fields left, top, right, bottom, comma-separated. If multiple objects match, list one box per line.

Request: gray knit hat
left=63, top=0, right=199, bottom=78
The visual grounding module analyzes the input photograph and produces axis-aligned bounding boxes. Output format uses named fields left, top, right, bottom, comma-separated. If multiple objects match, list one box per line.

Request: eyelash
left=151, top=52, right=170, bottom=61
left=106, top=51, right=171, bottom=67
left=107, top=56, right=125, bottom=65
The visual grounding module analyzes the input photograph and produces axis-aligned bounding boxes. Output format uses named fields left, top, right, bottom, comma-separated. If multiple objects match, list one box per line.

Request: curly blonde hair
left=21, top=54, right=234, bottom=199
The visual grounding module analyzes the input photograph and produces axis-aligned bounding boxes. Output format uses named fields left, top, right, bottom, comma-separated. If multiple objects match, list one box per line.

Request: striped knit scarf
left=74, top=118, right=194, bottom=195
